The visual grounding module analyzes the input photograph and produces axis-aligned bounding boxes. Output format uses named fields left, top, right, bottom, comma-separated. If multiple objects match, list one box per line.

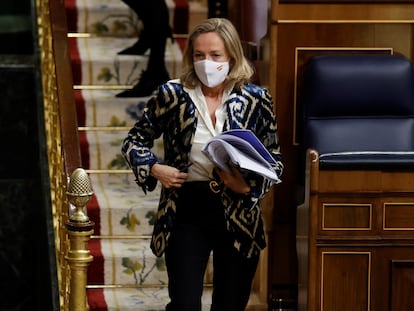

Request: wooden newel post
left=65, top=168, right=95, bottom=311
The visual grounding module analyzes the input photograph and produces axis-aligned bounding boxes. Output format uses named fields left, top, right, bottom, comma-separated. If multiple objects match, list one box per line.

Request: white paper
left=202, top=129, right=281, bottom=184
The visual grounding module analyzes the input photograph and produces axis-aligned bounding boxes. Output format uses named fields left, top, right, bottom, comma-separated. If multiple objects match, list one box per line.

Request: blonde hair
left=180, top=18, right=254, bottom=89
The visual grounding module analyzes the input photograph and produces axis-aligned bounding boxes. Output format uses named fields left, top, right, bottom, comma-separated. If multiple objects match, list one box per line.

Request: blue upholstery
left=301, top=55, right=414, bottom=169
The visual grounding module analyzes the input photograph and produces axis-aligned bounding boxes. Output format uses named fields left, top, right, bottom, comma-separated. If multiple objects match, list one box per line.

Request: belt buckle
left=209, top=180, right=222, bottom=194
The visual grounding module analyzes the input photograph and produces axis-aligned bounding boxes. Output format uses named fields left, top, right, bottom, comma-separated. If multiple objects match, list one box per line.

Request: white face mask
left=194, top=59, right=230, bottom=88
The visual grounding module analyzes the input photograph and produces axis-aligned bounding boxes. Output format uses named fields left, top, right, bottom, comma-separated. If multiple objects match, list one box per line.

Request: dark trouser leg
left=115, top=33, right=170, bottom=98
left=165, top=222, right=259, bottom=311
left=163, top=182, right=259, bottom=311
left=164, top=223, right=211, bottom=311
left=210, top=238, right=259, bottom=311
left=164, top=182, right=224, bottom=311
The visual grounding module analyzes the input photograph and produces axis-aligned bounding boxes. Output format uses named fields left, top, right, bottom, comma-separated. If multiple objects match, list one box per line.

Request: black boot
left=115, top=68, right=170, bottom=98
left=118, top=0, right=173, bottom=56
left=117, top=25, right=173, bottom=55
left=116, top=1, right=171, bottom=97
left=118, top=29, right=151, bottom=55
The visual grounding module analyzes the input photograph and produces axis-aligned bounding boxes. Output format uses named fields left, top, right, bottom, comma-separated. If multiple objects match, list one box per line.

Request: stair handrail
left=35, top=0, right=90, bottom=310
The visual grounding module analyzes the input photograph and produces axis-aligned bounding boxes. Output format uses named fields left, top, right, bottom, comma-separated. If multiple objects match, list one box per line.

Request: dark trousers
left=164, top=182, right=259, bottom=311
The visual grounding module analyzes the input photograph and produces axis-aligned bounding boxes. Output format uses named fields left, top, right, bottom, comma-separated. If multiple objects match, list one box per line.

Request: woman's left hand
left=215, top=164, right=251, bottom=195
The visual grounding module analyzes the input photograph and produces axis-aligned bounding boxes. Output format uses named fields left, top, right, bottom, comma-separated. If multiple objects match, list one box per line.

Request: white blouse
left=183, top=83, right=234, bottom=181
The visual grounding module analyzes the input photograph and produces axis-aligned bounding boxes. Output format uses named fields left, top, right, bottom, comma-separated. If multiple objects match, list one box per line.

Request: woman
left=122, top=18, right=283, bottom=311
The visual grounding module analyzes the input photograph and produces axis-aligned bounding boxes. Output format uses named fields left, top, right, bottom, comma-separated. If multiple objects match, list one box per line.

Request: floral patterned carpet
left=65, top=0, right=212, bottom=310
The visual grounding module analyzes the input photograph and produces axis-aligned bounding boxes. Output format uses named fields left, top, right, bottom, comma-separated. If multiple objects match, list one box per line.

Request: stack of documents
left=202, top=129, right=281, bottom=184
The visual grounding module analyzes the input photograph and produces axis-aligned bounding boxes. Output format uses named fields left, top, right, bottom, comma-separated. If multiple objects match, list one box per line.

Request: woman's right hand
left=150, top=163, right=188, bottom=189
left=215, top=164, right=251, bottom=195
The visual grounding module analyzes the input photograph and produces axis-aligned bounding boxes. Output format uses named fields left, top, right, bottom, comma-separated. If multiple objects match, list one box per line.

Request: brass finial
left=67, top=168, right=93, bottom=222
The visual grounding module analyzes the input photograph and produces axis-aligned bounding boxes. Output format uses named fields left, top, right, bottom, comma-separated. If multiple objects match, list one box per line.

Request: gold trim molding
left=383, top=202, right=414, bottom=231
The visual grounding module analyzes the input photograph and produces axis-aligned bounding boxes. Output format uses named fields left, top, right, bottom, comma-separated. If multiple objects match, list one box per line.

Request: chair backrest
left=300, top=54, right=414, bottom=169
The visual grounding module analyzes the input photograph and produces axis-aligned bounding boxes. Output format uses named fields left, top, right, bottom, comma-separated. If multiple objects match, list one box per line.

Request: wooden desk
left=297, top=149, right=414, bottom=311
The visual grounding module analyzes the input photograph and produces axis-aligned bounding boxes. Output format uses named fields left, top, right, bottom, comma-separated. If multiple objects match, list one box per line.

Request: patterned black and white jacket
left=122, top=80, right=283, bottom=258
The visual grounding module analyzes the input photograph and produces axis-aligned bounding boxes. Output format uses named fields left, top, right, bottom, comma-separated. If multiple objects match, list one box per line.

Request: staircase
left=64, top=0, right=269, bottom=310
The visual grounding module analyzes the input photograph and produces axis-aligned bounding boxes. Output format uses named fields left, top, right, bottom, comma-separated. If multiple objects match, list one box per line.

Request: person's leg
left=210, top=233, right=260, bottom=311
left=116, top=0, right=171, bottom=97
left=164, top=223, right=211, bottom=311
left=118, top=0, right=172, bottom=55
left=115, top=35, right=170, bottom=97
left=164, top=182, right=225, bottom=311
left=118, top=0, right=150, bottom=55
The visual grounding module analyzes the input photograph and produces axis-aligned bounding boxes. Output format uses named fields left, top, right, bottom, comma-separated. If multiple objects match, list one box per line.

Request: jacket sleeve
left=121, top=83, right=176, bottom=193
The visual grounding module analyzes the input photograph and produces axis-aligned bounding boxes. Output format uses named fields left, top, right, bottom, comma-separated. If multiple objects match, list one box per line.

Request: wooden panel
left=383, top=202, right=414, bottom=230
left=272, top=4, right=414, bottom=22
left=381, top=171, right=414, bottom=192
left=321, top=252, right=371, bottom=311
left=316, top=170, right=414, bottom=193
left=390, top=261, right=414, bottom=311
left=322, top=203, right=372, bottom=230
left=317, top=170, right=382, bottom=192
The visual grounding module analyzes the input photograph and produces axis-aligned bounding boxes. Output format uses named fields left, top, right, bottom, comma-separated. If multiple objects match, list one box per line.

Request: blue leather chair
left=300, top=54, right=414, bottom=169
left=296, top=54, right=414, bottom=311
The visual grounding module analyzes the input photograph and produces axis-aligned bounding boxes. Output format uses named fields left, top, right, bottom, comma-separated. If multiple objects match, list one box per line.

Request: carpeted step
left=83, top=130, right=140, bottom=169
left=74, top=89, right=150, bottom=127
left=73, top=89, right=162, bottom=175
left=83, top=131, right=163, bottom=170
left=87, top=173, right=162, bottom=236
left=88, top=238, right=169, bottom=286
left=68, top=37, right=183, bottom=85
left=88, top=238, right=214, bottom=285
left=87, top=287, right=214, bottom=311
left=65, top=0, right=187, bottom=35
left=86, top=287, right=267, bottom=311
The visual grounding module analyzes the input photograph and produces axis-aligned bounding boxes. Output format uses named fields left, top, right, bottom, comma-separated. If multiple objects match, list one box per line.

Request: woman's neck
left=201, top=84, right=224, bottom=98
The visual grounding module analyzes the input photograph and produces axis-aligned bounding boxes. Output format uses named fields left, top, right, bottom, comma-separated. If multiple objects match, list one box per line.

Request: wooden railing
left=35, top=0, right=83, bottom=309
